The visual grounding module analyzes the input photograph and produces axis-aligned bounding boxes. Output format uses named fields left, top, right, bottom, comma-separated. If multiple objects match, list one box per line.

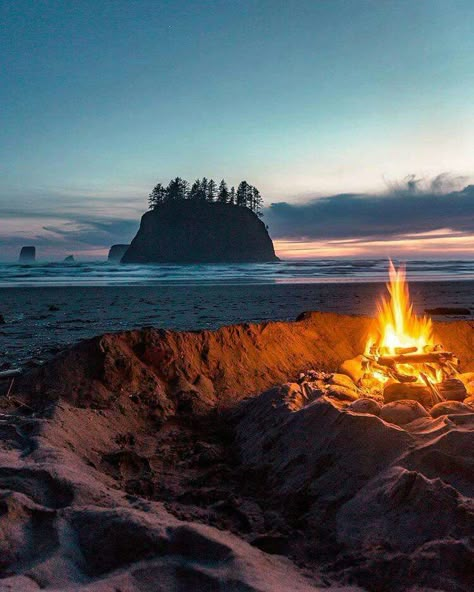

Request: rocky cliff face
left=122, top=201, right=279, bottom=263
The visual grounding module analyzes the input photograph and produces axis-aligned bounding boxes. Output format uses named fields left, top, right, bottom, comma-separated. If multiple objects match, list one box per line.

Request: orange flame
left=365, top=261, right=440, bottom=384
left=374, top=260, right=434, bottom=353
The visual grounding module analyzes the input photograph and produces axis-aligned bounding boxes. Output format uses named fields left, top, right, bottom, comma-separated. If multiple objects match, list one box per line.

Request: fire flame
left=373, top=261, right=434, bottom=354
left=365, top=260, right=440, bottom=384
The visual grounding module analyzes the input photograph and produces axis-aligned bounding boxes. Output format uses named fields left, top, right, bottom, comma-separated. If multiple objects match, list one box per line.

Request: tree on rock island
left=147, top=176, right=264, bottom=216
left=148, top=183, right=167, bottom=209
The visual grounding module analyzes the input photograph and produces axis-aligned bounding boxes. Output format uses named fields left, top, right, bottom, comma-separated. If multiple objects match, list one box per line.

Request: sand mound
left=0, top=401, right=355, bottom=591
left=235, top=385, right=474, bottom=591
left=1, top=312, right=474, bottom=590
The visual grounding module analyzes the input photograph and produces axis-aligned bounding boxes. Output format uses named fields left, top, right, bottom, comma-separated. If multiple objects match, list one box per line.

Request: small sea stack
left=19, top=246, right=36, bottom=263
left=63, top=255, right=75, bottom=263
left=108, top=244, right=130, bottom=262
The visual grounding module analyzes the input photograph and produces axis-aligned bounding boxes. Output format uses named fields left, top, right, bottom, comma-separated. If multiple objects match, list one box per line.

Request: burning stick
left=420, top=372, right=445, bottom=405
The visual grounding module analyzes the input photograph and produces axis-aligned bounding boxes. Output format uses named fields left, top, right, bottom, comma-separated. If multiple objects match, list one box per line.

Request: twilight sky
left=1, top=0, right=474, bottom=260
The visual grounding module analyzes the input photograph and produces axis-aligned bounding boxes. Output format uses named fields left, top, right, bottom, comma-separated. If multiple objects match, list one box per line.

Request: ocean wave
left=1, top=259, right=474, bottom=287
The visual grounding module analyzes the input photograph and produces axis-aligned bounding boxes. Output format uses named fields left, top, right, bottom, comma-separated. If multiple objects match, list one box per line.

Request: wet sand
left=1, top=281, right=473, bottom=368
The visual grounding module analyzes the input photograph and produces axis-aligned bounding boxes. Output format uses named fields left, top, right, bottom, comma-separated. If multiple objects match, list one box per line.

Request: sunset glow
left=274, top=231, right=474, bottom=259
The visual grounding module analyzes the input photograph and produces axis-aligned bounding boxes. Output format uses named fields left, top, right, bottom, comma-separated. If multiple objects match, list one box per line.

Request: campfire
left=360, top=261, right=462, bottom=405
left=297, top=260, right=472, bottom=416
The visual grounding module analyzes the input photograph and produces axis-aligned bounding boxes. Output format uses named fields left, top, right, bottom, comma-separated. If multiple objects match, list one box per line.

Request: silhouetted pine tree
left=207, top=179, right=217, bottom=202
left=166, top=177, right=188, bottom=200
left=252, top=186, right=264, bottom=217
left=200, top=178, right=209, bottom=201
left=229, top=186, right=236, bottom=204
left=188, top=179, right=201, bottom=200
left=217, top=179, right=229, bottom=203
left=148, top=183, right=167, bottom=209
left=236, top=181, right=252, bottom=207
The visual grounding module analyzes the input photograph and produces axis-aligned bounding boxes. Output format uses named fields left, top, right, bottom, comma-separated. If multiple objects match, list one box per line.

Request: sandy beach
left=0, top=311, right=473, bottom=591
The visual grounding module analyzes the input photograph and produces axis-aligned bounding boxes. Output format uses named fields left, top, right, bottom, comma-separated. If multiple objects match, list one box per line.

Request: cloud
left=0, top=185, right=143, bottom=259
left=0, top=213, right=139, bottom=260
left=42, top=218, right=139, bottom=246
left=265, top=176, right=474, bottom=241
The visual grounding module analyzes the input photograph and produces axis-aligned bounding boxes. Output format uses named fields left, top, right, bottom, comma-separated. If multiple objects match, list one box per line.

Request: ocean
left=1, top=259, right=473, bottom=368
left=1, top=258, right=474, bottom=287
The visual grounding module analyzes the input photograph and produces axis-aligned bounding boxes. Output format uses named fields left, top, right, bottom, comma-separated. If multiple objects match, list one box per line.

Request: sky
left=1, top=0, right=474, bottom=260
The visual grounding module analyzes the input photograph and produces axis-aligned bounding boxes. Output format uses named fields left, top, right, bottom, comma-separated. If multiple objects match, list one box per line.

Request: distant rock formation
left=19, top=246, right=36, bottom=263
left=122, top=201, right=279, bottom=263
left=108, top=244, right=130, bottom=262
left=63, top=255, right=75, bottom=263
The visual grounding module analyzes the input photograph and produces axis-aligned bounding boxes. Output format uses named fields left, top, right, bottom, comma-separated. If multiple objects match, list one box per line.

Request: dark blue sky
left=1, top=1, right=473, bottom=259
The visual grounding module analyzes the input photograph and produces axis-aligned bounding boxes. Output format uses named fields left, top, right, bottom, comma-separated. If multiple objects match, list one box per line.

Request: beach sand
left=0, top=311, right=473, bottom=591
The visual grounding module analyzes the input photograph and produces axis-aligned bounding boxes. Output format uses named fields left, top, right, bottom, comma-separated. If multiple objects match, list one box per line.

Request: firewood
left=394, top=346, right=417, bottom=355
left=420, top=373, right=444, bottom=405
left=377, top=351, right=454, bottom=366
left=364, top=357, right=419, bottom=383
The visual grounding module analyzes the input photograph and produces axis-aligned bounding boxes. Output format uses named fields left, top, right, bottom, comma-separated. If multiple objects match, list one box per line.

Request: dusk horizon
left=2, top=1, right=474, bottom=260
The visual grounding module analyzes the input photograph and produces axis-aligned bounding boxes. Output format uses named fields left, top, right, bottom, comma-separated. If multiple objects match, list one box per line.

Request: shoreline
left=1, top=280, right=473, bottom=369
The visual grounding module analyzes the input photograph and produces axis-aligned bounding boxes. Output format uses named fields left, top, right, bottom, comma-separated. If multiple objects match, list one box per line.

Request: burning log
left=376, top=351, right=456, bottom=367
left=394, top=346, right=417, bottom=355
left=362, top=357, right=417, bottom=383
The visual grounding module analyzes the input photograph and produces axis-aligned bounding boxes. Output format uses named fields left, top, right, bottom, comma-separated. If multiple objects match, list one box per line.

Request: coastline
left=1, top=279, right=473, bottom=368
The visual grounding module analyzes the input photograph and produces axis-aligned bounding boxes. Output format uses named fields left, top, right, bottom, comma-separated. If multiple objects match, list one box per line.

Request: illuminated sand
left=1, top=311, right=473, bottom=591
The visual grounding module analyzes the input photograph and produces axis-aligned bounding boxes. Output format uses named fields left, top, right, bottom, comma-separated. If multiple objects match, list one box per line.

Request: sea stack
left=19, top=246, right=36, bottom=263
left=108, top=244, right=130, bottom=262
left=63, top=255, right=75, bottom=262
left=122, top=201, right=279, bottom=263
